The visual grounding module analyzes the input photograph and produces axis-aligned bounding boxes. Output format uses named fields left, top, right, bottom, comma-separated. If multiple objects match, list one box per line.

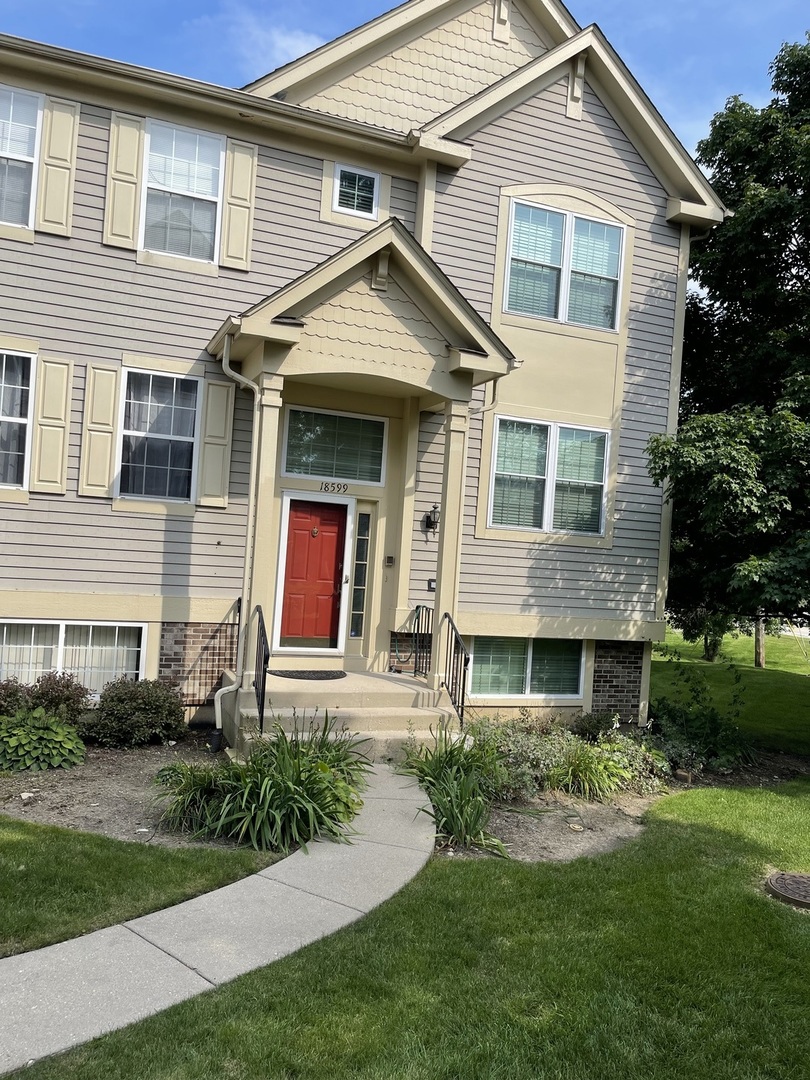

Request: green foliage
left=649, top=36, right=810, bottom=626
left=79, top=678, right=186, bottom=749
left=155, top=716, right=369, bottom=853
left=570, top=710, right=620, bottom=743
left=467, top=714, right=669, bottom=800
left=401, top=725, right=508, bottom=855
left=30, top=671, right=91, bottom=725
left=649, top=650, right=754, bottom=772
left=0, top=707, right=86, bottom=771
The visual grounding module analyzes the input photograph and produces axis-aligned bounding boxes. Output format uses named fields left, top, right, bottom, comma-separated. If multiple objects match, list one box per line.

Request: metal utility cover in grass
left=766, top=872, right=810, bottom=909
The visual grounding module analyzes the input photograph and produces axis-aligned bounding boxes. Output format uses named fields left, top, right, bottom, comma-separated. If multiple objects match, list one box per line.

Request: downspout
left=214, top=330, right=262, bottom=732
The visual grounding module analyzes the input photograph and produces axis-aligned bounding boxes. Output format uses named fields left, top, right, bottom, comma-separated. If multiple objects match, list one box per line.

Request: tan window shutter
left=197, top=380, right=235, bottom=507
left=79, top=365, right=120, bottom=497
left=30, top=357, right=73, bottom=494
left=219, top=139, right=257, bottom=271
left=103, top=113, right=144, bottom=249
left=35, top=97, right=80, bottom=237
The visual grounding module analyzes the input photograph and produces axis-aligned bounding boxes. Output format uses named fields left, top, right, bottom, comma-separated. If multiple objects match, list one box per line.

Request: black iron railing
left=178, top=598, right=241, bottom=708
left=412, top=604, right=434, bottom=678
left=253, top=605, right=271, bottom=735
left=439, top=611, right=470, bottom=725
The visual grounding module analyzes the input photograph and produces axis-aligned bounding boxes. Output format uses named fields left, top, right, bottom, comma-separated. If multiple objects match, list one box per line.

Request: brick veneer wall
left=159, top=622, right=239, bottom=706
left=591, top=640, right=645, bottom=721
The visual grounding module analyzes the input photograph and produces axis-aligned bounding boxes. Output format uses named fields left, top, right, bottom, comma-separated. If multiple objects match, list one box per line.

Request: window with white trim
left=506, top=200, right=623, bottom=330
left=283, top=408, right=386, bottom=484
left=119, top=371, right=200, bottom=500
left=0, top=621, right=144, bottom=694
left=471, top=637, right=583, bottom=696
left=0, top=84, right=41, bottom=229
left=333, top=164, right=379, bottom=219
left=491, top=417, right=608, bottom=535
left=0, top=351, right=34, bottom=488
left=142, top=121, right=224, bottom=262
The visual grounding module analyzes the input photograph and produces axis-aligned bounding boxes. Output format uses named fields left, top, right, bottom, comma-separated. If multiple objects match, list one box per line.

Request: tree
left=648, top=35, right=810, bottom=640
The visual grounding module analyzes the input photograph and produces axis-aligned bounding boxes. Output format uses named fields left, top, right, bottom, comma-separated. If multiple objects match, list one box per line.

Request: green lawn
left=651, top=628, right=810, bottom=755
left=11, top=781, right=810, bottom=1080
left=0, top=816, right=274, bottom=956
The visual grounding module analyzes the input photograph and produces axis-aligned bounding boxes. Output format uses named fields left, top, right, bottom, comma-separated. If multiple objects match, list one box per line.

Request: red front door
left=280, top=501, right=347, bottom=648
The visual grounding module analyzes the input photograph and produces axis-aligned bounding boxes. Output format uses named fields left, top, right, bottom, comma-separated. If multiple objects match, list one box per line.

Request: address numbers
left=319, top=482, right=349, bottom=493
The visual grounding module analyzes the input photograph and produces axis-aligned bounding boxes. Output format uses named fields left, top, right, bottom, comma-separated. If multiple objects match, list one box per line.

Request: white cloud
left=182, top=1, right=325, bottom=85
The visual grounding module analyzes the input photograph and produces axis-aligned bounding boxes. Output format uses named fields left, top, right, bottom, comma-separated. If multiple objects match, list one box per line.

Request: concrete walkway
left=0, top=766, right=433, bottom=1076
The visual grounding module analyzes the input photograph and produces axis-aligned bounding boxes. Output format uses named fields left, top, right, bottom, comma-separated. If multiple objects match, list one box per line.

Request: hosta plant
left=0, top=707, right=86, bottom=772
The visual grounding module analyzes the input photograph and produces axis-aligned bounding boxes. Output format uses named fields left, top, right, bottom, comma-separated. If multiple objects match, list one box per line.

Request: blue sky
left=2, top=0, right=808, bottom=152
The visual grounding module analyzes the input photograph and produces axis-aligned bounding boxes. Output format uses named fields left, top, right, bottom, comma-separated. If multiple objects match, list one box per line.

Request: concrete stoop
left=233, top=670, right=458, bottom=761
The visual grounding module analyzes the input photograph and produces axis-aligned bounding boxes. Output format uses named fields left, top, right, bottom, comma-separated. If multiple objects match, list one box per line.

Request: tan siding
left=299, top=0, right=549, bottom=132
left=408, top=412, right=442, bottom=604
left=428, top=78, right=680, bottom=622
left=389, top=176, right=418, bottom=233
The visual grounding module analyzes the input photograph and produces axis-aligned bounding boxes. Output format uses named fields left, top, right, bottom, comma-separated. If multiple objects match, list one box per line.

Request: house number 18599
left=319, top=482, right=349, bottom=493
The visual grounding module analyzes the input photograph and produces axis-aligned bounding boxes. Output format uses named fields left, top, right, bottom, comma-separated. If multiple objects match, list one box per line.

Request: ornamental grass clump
left=155, top=715, right=370, bottom=853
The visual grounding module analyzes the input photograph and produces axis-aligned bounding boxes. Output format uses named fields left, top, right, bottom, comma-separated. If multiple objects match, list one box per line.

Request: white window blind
left=472, top=637, right=582, bottom=696
left=0, top=352, right=31, bottom=487
left=144, top=123, right=223, bottom=261
left=334, top=165, right=378, bottom=218
left=0, top=85, right=39, bottom=228
left=285, top=409, right=385, bottom=483
left=506, top=200, right=623, bottom=330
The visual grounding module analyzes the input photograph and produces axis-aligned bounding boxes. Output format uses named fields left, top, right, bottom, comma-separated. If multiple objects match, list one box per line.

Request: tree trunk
left=703, top=632, right=722, bottom=661
left=754, top=616, right=766, bottom=668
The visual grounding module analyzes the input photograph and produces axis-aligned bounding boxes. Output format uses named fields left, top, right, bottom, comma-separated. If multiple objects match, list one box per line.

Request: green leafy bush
left=596, top=733, right=670, bottom=794
left=30, top=671, right=91, bottom=725
left=0, top=678, right=32, bottom=718
left=155, top=716, right=369, bottom=853
left=79, top=678, right=186, bottom=748
left=571, top=711, right=620, bottom=743
left=545, top=736, right=630, bottom=800
left=401, top=726, right=508, bottom=855
left=0, top=707, right=86, bottom=771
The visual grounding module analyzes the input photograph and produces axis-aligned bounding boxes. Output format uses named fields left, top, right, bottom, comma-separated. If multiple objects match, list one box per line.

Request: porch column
left=243, top=371, right=284, bottom=689
left=427, top=398, right=469, bottom=691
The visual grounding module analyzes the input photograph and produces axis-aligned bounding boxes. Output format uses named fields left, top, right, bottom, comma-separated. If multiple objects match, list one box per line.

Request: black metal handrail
left=412, top=604, right=434, bottom=678
left=253, top=605, right=271, bottom=735
left=439, top=611, right=470, bottom=725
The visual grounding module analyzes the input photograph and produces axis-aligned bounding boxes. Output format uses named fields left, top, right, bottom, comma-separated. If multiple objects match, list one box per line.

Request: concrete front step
left=239, top=705, right=456, bottom=734
left=246, top=670, right=444, bottom=711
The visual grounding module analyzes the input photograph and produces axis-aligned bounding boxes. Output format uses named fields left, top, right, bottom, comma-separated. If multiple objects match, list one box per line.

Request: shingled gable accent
left=244, top=0, right=579, bottom=101
left=207, top=218, right=514, bottom=385
left=419, top=25, right=726, bottom=226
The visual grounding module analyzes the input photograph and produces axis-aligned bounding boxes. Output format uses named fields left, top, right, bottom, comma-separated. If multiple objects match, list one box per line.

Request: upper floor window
left=283, top=407, right=386, bottom=484
left=491, top=416, right=608, bottom=535
left=0, top=85, right=41, bottom=230
left=142, top=122, right=224, bottom=262
left=506, top=201, right=623, bottom=330
left=119, top=370, right=200, bottom=500
left=0, top=352, right=33, bottom=488
left=333, top=164, right=379, bottom=220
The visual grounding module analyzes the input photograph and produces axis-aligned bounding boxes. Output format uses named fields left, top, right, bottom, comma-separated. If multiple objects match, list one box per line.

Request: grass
left=10, top=780, right=810, bottom=1080
left=0, top=816, right=274, bottom=957
left=651, top=628, right=810, bottom=755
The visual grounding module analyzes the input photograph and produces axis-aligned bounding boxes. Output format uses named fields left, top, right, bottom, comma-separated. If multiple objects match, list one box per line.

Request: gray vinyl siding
left=421, top=79, right=681, bottom=622
left=0, top=100, right=415, bottom=601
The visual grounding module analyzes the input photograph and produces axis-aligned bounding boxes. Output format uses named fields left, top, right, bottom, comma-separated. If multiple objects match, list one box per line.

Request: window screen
left=0, top=86, right=38, bottom=228
left=285, top=409, right=385, bottom=483
left=144, top=123, right=222, bottom=260
left=120, top=371, right=198, bottom=500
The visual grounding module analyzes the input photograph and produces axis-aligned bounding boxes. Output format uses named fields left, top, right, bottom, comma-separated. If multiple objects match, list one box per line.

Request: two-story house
left=0, top=0, right=724, bottom=746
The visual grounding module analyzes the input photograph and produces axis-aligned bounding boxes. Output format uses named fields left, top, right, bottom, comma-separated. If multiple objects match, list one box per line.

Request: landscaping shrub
left=401, top=725, right=508, bottom=854
left=544, top=736, right=630, bottom=800
left=0, top=707, right=86, bottom=771
left=571, top=710, right=620, bottom=743
left=30, top=671, right=91, bottom=726
left=79, top=678, right=186, bottom=748
left=155, top=716, right=369, bottom=853
left=0, top=677, right=32, bottom=718
left=596, top=733, right=670, bottom=795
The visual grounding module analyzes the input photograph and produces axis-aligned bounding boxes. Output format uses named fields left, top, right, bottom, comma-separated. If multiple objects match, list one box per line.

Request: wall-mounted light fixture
left=424, top=503, right=441, bottom=533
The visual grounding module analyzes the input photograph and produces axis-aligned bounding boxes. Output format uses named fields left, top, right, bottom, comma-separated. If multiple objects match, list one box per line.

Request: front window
left=142, top=122, right=224, bottom=261
left=0, top=622, right=143, bottom=694
left=506, top=201, right=623, bottom=330
left=491, top=417, right=607, bottom=535
left=0, top=351, right=33, bottom=488
left=333, top=164, right=379, bottom=219
left=0, top=85, right=41, bottom=229
left=119, top=371, right=199, bottom=500
left=284, top=408, right=386, bottom=484
left=471, top=637, right=582, bottom=696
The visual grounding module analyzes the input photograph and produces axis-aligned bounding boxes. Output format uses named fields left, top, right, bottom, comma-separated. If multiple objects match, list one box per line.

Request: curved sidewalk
left=0, top=765, right=433, bottom=1076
